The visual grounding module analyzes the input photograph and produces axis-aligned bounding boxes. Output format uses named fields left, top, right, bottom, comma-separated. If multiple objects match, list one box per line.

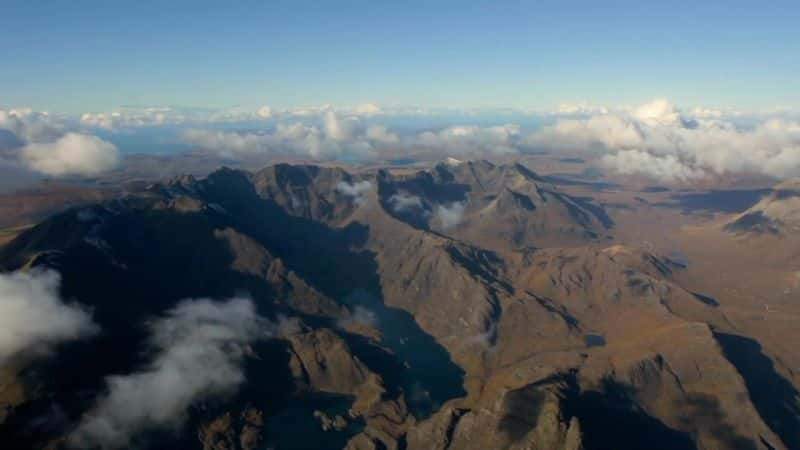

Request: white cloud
left=388, top=192, right=425, bottom=213
left=601, top=150, right=706, bottom=182
left=256, top=105, right=274, bottom=119
left=69, top=297, right=273, bottom=449
left=365, top=125, right=399, bottom=145
left=80, top=107, right=178, bottom=129
left=631, top=98, right=685, bottom=126
left=0, top=108, right=63, bottom=141
left=181, top=111, right=390, bottom=161
left=435, top=201, right=466, bottom=229
left=336, top=180, right=372, bottom=205
left=0, top=108, right=119, bottom=177
left=555, top=103, right=609, bottom=116
left=337, top=305, right=378, bottom=329
left=529, top=99, right=800, bottom=182
left=0, top=269, right=97, bottom=364
left=415, top=124, right=521, bottom=155
left=354, top=103, right=381, bottom=115
left=21, top=132, right=120, bottom=176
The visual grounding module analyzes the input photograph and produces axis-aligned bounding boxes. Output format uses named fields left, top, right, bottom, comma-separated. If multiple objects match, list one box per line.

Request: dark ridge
left=584, top=334, right=606, bottom=347
left=642, top=186, right=670, bottom=193
left=558, top=157, right=586, bottom=163
left=572, top=196, right=615, bottom=229
left=498, top=382, right=549, bottom=442
left=692, top=292, right=719, bottom=307
left=540, top=174, right=620, bottom=191
left=560, top=376, right=697, bottom=450
left=724, top=212, right=780, bottom=234
left=715, top=333, right=800, bottom=449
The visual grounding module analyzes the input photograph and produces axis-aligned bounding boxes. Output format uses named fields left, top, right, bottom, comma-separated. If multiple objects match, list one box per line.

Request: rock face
left=406, top=377, right=584, bottom=450
left=198, top=409, right=264, bottom=450
left=0, top=162, right=792, bottom=450
left=725, top=179, right=800, bottom=235
left=378, top=160, right=612, bottom=252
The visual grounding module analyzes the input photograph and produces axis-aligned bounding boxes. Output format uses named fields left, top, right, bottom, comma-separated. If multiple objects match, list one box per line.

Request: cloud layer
left=181, top=111, right=523, bottom=162
left=70, top=297, right=270, bottom=449
left=528, top=99, right=800, bottom=182
left=0, top=269, right=97, bottom=364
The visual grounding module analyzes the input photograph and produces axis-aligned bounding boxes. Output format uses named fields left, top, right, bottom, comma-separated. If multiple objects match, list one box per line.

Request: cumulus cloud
left=388, top=192, right=425, bottom=213
left=0, top=108, right=63, bottom=141
left=181, top=110, right=400, bottom=161
left=179, top=111, right=532, bottom=162
left=21, top=133, right=120, bottom=176
left=0, top=269, right=97, bottom=364
left=69, top=297, right=275, bottom=449
left=0, top=108, right=119, bottom=177
left=435, top=201, right=466, bottom=229
left=529, top=99, right=800, bottom=182
left=256, top=106, right=274, bottom=119
left=354, top=103, right=381, bottom=115
left=336, top=180, right=372, bottom=205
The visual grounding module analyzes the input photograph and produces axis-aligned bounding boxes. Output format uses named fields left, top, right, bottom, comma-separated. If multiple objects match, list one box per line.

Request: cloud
left=0, top=269, right=97, bottom=364
left=0, top=108, right=119, bottom=177
left=256, top=106, right=274, bottom=119
left=388, top=192, right=425, bottom=213
left=415, top=124, right=522, bottom=155
left=69, top=297, right=273, bottom=449
left=81, top=106, right=225, bottom=129
left=0, top=108, right=63, bottom=141
left=631, top=98, right=686, bottom=126
left=555, top=103, right=609, bottom=116
left=21, top=132, right=120, bottom=176
left=337, top=306, right=378, bottom=329
left=529, top=99, right=800, bottom=182
left=435, top=201, right=466, bottom=229
left=335, top=180, right=372, bottom=205
left=354, top=103, right=381, bottom=115
left=601, top=150, right=706, bottom=182
left=181, top=111, right=394, bottom=161
left=179, top=111, right=531, bottom=162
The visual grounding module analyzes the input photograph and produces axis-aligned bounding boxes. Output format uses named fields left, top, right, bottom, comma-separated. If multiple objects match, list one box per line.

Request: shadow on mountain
left=0, top=167, right=467, bottom=445
left=498, top=381, right=548, bottom=442
left=679, top=393, right=759, bottom=450
left=715, top=332, right=800, bottom=449
left=661, top=189, right=772, bottom=214
left=540, top=175, right=620, bottom=191
left=342, top=289, right=467, bottom=417
left=562, top=377, right=696, bottom=450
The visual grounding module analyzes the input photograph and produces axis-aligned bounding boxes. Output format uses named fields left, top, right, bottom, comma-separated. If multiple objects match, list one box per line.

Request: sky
left=1, top=0, right=799, bottom=113
left=2, top=1, right=800, bottom=187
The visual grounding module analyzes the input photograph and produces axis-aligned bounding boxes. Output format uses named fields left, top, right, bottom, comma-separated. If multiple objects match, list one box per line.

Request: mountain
left=377, top=160, right=613, bottom=252
left=725, top=179, right=800, bottom=235
left=0, top=162, right=792, bottom=450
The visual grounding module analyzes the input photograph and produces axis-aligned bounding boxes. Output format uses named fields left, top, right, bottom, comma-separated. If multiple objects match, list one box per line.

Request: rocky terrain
left=0, top=161, right=796, bottom=450
left=725, top=179, right=800, bottom=236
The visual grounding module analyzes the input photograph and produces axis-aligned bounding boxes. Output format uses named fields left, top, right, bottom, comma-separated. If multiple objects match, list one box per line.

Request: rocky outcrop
left=198, top=408, right=264, bottom=450
left=725, top=179, right=800, bottom=235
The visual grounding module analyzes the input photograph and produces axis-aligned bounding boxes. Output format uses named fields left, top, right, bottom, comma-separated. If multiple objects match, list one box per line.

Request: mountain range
left=0, top=161, right=794, bottom=450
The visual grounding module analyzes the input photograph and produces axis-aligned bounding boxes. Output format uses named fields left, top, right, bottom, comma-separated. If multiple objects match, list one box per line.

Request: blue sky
left=1, top=0, right=798, bottom=113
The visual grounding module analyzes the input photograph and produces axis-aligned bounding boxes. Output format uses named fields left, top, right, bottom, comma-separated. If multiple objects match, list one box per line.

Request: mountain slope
left=0, top=162, right=793, bottom=450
